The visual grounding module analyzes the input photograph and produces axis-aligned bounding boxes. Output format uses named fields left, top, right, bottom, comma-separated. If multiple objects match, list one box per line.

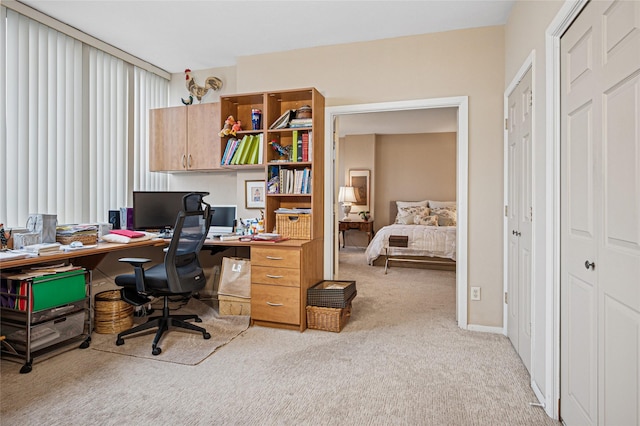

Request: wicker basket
left=276, top=213, right=311, bottom=239
left=56, top=233, right=98, bottom=246
left=306, top=302, right=353, bottom=332
left=94, top=290, right=134, bottom=334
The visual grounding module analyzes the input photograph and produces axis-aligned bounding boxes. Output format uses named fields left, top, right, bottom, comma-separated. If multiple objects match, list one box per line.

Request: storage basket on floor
left=306, top=293, right=355, bottom=332
left=276, top=213, right=311, bottom=239
left=94, top=290, right=133, bottom=334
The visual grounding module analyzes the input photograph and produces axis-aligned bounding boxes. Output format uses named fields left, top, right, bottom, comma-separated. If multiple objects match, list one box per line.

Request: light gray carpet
left=1, top=248, right=558, bottom=425
left=91, top=298, right=250, bottom=365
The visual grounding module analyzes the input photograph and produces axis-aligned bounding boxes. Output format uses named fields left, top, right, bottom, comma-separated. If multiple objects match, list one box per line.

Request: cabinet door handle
left=266, top=256, right=283, bottom=260
left=188, top=154, right=192, bottom=168
left=266, top=274, right=283, bottom=279
left=266, top=302, right=283, bottom=307
left=182, top=154, right=186, bottom=168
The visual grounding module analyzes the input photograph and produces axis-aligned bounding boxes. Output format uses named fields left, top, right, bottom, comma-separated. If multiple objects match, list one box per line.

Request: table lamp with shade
left=338, top=186, right=357, bottom=221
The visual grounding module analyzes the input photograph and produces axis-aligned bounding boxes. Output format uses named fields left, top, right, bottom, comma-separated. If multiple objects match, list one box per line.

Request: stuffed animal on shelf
left=231, top=120, right=242, bottom=135
left=219, top=115, right=236, bottom=137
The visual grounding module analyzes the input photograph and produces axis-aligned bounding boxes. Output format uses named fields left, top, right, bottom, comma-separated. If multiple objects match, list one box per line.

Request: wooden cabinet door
left=187, top=103, right=221, bottom=170
left=149, top=106, right=187, bottom=171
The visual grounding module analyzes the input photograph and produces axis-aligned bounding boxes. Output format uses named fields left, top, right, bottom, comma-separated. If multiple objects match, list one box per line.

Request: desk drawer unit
left=251, top=247, right=300, bottom=269
left=251, top=283, right=300, bottom=325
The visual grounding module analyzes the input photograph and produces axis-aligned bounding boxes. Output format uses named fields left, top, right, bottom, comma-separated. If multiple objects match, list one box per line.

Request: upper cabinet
left=149, top=102, right=221, bottom=172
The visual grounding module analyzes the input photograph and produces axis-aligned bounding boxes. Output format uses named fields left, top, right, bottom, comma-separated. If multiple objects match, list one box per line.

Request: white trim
left=2, top=0, right=170, bottom=79
left=467, top=324, right=503, bottom=334
left=544, top=0, right=589, bottom=419
left=324, top=96, right=469, bottom=329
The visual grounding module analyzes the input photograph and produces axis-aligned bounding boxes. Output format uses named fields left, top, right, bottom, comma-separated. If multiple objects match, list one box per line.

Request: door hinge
left=505, top=118, right=508, bottom=130
left=505, top=205, right=508, bottom=217
left=530, top=206, right=533, bottom=221
left=505, top=292, right=508, bottom=304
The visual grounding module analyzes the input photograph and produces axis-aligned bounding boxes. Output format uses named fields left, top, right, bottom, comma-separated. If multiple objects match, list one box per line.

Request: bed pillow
left=428, top=200, right=457, bottom=209
left=414, top=214, right=438, bottom=226
left=395, top=205, right=429, bottom=225
left=431, top=207, right=457, bottom=226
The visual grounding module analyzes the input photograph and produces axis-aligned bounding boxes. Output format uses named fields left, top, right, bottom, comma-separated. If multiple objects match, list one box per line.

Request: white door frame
left=324, top=96, right=469, bottom=329
left=545, top=0, right=589, bottom=419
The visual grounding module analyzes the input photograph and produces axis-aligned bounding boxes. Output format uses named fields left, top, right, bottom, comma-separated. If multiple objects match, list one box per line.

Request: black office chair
left=115, top=193, right=213, bottom=355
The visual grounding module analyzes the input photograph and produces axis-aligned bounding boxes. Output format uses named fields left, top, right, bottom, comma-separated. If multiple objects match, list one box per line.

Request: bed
left=364, top=200, right=457, bottom=270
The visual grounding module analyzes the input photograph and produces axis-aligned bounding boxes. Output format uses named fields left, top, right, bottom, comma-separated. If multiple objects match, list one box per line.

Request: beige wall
left=375, top=132, right=457, bottom=226
left=168, top=26, right=506, bottom=327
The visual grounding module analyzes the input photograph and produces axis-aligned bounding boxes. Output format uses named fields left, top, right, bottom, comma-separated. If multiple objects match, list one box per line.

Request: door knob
left=584, top=260, right=595, bottom=270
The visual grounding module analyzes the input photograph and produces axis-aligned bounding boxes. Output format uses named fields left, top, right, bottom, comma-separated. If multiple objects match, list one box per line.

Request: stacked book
left=290, top=131, right=312, bottom=162
left=275, top=167, right=311, bottom=194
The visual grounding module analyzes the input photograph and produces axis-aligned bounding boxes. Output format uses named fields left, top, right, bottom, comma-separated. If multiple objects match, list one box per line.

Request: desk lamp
left=338, top=186, right=357, bottom=221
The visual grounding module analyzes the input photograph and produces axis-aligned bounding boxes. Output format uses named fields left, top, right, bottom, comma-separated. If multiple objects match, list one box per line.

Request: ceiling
left=17, top=0, right=513, bottom=136
left=19, top=0, right=515, bottom=74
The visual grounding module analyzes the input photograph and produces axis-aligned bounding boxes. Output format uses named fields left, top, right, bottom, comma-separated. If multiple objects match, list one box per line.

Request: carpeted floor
left=0, top=248, right=559, bottom=425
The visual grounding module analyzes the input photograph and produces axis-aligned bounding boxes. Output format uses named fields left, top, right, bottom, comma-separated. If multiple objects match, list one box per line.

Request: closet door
left=506, top=67, right=533, bottom=373
left=561, top=1, right=640, bottom=424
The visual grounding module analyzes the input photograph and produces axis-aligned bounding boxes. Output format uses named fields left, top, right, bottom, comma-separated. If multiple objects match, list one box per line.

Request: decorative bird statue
left=184, top=69, right=223, bottom=103
left=269, top=140, right=292, bottom=160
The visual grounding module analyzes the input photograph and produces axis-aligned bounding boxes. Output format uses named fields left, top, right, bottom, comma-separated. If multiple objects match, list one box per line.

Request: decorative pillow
left=431, top=207, right=457, bottom=226
left=101, top=231, right=156, bottom=244
left=395, top=205, right=429, bottom=225
left=414, top=214, right=438, bottom=226
left=396, top=200, right=428, bottom=209
left=428, top=200, right=457, bottom=209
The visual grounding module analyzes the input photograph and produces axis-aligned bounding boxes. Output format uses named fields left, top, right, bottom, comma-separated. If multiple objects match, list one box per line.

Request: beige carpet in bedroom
left=0, top=248, right=558, bottom=425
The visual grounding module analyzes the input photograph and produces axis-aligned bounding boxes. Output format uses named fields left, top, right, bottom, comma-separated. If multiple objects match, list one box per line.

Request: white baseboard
left=466, top=324, right=504, bottom=334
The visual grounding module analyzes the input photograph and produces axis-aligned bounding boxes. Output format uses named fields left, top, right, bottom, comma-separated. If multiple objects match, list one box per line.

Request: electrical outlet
left=471, top=286, right=481, bottom=301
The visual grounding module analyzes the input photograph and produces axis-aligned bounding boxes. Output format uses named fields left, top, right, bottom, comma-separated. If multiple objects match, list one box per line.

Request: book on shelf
left=291, top=130, right=298, bottom=163
left=308, top=131, right=313, bottom=162
left=296, top=132, right=303, bottom=162
left=230, top=135, right=251, bottom=165
left=269, top=109, right=294, bottom=129
left=302, top=132, right=309, bottom=162
left=238, top=135, right=255, bottom=164
left=274, top=207, right=311, bottom=214
left=289, top=118, right=312, bottom=128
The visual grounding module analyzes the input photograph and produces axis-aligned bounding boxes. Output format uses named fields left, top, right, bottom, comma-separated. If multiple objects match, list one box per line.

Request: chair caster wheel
left=20, top=363, right=32, bottom=374
left=152, top=347, right=162, bottom=356
left=195, top=317, right=202, bottom=323
left=116, top=338, right=125, bottom=346
left=203, top=332, right=211, bottom=339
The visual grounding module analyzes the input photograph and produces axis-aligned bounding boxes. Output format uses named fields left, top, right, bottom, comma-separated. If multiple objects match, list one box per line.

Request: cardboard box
left=219, top=295, right=251, bottom=316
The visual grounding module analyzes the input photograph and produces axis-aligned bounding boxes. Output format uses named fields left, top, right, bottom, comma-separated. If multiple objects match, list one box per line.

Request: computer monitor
left=208, top=205, right=237, bottom=235
left=132, top=191, right=194, bottom=231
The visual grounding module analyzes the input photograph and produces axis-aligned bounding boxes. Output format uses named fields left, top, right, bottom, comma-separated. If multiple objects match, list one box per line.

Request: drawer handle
left=266, top=274, right=283, bottom=279
left=266, top=302, right=284, bottom=307
left=266, top=256, right=284, bottom=260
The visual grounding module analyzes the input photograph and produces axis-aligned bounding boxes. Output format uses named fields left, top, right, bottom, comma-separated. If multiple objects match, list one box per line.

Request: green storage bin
left=31, top=270, right=87, bottom=312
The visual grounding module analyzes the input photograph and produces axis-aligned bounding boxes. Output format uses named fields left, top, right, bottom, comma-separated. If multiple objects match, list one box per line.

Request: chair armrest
left=118, top=258, right=152, bottom=293
left=118, top=257, right=151, bottom=266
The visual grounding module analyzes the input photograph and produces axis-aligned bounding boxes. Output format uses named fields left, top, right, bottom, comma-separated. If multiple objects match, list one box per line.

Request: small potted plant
left=358, top=211, right=370, bottom=221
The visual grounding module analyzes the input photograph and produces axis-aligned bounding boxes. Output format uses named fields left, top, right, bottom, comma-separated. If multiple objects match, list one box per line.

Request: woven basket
left=56, top=233, right=98, bottom=246
left=276, top=213, right=311, bottom=239
left=306, top=303, right=352, bottom=332
left=94, top=290, right=133, bottom=334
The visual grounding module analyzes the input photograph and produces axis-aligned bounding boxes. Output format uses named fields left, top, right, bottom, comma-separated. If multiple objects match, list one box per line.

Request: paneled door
left=560, top=1, right=640, bottom=424
left=506, top=67, right=533, bottom=373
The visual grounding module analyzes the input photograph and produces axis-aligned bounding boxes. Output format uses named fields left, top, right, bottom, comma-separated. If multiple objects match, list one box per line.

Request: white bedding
left=365, top=224, right=456, bottom=265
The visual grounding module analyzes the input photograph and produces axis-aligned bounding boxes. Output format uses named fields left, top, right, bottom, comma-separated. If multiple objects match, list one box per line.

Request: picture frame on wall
left=349, top=169, right=370, bottom=213
left=245, top=180, right=266, bottom=209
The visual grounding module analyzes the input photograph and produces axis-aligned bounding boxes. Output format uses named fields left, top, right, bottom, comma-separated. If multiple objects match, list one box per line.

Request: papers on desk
left=21, top=242, right=62, bottom=255
left=0, top=250, right=33, bottom=261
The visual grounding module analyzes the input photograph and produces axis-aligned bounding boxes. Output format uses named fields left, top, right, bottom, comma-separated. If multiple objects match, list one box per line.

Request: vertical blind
left=1, top=6, right=168, bottom=228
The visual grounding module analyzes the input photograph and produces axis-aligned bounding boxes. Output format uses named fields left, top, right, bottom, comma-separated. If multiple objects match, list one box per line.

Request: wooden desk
left=339, top=220, right=375, bottom=248
left=0, top=239, right=167, bottom=271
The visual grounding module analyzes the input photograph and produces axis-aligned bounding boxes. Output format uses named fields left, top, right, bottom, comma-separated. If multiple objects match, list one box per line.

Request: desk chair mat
left=91, top=298, right=249, bottom=365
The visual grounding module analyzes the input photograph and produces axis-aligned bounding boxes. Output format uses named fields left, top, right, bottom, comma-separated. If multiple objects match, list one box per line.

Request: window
left=1, top=6, right=168, bottom=227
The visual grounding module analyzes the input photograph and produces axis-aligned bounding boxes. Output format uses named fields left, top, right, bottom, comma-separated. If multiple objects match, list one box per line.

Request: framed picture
left=349, top=169, right=370, bottom=213
left=245, top=180, right=266, bottom=209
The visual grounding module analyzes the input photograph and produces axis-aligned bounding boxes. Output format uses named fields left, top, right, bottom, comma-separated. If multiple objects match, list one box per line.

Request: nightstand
left=339, top=220, right=375, bottom=248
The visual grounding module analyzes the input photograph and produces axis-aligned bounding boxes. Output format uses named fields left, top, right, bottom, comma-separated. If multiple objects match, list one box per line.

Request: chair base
left=116, top=295, right=211, bottom=355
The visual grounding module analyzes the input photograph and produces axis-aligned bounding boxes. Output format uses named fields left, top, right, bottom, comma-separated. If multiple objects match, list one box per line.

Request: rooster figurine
left=184, top=69, right=223, bottom=102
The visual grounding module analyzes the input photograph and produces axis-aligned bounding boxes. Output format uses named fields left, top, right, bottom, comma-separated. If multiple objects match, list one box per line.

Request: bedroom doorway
left=324, top=97, right=470, bottom=329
